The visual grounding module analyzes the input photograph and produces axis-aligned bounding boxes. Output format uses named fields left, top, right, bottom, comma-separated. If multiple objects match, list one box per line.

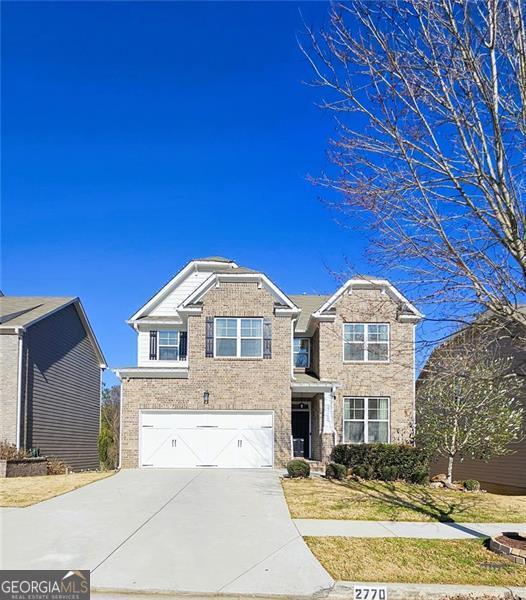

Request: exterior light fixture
left=203, top=391, right=210, bottom=405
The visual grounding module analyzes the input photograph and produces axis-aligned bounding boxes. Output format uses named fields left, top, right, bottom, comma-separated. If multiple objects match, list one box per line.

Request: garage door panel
left=140, top=411, right=273, bottom=468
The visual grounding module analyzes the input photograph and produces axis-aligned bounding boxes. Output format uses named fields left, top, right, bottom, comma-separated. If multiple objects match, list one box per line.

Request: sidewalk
left=294, top=519, right=526, bottom=539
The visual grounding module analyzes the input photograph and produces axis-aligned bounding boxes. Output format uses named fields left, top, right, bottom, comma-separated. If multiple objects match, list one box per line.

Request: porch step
left=304, top=459, right=326, bottom=472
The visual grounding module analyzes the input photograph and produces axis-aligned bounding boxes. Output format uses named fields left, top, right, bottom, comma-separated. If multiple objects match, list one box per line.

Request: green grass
left=305, top=537, right=526, bottom=585
left=282, top=477, right=526, bottom=522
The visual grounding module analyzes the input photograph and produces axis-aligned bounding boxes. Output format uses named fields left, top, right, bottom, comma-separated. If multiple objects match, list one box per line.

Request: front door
left=291, top=409, right=310, bottom=458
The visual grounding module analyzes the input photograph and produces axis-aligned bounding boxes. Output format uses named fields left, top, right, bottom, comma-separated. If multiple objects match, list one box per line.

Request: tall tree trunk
left=447, top=454, right=454, bottom=484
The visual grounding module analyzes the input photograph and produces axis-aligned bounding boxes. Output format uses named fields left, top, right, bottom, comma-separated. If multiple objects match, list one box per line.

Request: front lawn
left=282, top=477, right=526, bottom=523
left=0, top=471, right=113, bottom=507
left=305, top=537, right=526, bottom=585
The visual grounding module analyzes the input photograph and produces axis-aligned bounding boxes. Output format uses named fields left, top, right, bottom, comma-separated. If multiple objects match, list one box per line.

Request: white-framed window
left=343, top=323, right=389, bottom=362
left=215, top=317, right=263, bottom=358
left=158, top=330, right=179, bottom=360
left=293, top=338, right=310, bottom=368
left=343, top=397, right=390, bottom=444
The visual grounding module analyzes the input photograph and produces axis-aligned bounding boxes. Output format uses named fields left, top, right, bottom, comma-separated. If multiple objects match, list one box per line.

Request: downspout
left=15, top=328, right=24, bottom=450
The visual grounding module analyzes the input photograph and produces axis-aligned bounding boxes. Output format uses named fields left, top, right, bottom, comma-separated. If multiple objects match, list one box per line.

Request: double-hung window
left=343, top=397, right=389, bottom=443
left=293, top=338, right=310, bottom=368
left=158, top=331, right=179, bottom=360
left=215, top=318, right=263, bottom=358
left=343, top=323, right=389, bottom=362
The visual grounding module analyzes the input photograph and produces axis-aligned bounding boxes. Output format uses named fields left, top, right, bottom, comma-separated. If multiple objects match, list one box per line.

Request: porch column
left=321, top=391, right=335, bottom=462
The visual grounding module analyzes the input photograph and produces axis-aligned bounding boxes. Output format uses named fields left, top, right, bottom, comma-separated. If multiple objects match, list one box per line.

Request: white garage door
left=140, top=411, right=274, bottom=468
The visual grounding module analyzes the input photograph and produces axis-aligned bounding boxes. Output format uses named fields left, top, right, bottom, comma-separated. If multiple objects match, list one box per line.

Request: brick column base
left=320, top=433, right=335, bottom=464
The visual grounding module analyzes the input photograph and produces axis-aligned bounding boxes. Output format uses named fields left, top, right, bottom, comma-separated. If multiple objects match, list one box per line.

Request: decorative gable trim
left=312, top=278, right=423, bottom=322
left=128, top=259, right=239, bottom=322
left=178, top=273, right=300, bottom=315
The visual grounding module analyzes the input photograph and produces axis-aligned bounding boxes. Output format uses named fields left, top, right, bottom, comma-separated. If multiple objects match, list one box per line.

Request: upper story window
left=215, top=318, right=263, bottom=358
left=293, top=338, right=310, bottom=368
left=343, top=323, right=389, bottom=362
left=158, top=331, right=180, bottom=360
left=344, top=397, right=390, bottom=444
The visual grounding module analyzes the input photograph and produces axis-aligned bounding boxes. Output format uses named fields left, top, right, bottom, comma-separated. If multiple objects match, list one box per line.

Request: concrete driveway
left=0, top=469, right=333, bottom=596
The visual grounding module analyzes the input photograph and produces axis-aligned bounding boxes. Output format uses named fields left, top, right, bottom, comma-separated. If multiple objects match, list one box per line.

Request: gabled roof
left=289, top=295, right=329, bottom=333
left=179, top=272, right=299, bottom=314
left=0, top=296, right=106, bottom=367
left=313, top=278, right=423, bottom=321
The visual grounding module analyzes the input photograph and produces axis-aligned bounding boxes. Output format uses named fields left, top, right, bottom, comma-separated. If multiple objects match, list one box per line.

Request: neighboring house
left=0, top=296, right=106, bottom=470
left=419, top=311, right=526, bottom=494
left=116, top=257, right=422, bottom=469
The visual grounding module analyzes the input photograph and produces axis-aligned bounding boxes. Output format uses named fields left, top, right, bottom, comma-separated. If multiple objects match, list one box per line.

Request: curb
left=331, top=581, right=526, bottom=600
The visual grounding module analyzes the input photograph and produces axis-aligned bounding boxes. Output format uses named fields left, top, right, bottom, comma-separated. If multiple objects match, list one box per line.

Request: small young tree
left=417, top=344, right=523, bottom=483
left=98, top=383, right=120, bottom=470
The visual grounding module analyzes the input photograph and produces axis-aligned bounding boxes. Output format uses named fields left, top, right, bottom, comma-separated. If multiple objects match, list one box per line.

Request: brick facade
left=0, top=333, right=20, bottom=445
left=121, top=282, right=292, bottom=468
left=315, top=288, right=415, bottom=459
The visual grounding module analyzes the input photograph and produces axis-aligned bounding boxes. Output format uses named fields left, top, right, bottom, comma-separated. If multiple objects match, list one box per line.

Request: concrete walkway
left=0, top=469, right=332, bottom=596
left=294, top=518, right=526, bottom=539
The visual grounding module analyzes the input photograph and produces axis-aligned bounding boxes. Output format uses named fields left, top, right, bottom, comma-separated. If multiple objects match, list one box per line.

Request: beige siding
left=149, top=270, right=211, bottom=316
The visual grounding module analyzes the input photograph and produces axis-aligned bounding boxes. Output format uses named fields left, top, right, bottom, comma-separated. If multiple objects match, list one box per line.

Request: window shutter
left=263, top=318, right=272, bottom=359
left=149, top=331, right=158, bottom=360
left=179, top=331, right=188, bottom=360
left=205, top=317, right=214, bottom=357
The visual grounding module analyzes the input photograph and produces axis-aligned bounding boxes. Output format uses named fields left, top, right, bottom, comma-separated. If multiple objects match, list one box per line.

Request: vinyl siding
left=0, top=333, right=20, bottom=444
left=23, top=304, right=101, bottom=470
left=137, top=327, right=188, bottom=367
left=148, top=270, right=211, bottom=316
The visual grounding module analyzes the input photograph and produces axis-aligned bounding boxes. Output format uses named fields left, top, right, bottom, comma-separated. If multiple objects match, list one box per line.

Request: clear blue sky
left=2, top=1, right=379, bottom=384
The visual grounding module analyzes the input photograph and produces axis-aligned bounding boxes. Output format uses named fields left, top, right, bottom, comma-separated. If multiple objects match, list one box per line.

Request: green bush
left=331, top=443, right=429, bottom=483
left=380, top=465, right=398, bottom=481
left=286, top=459, right=310, bottom=478
left=326, top=462, right=347, bottom=480
left=410, top=468, right=429, bottom=485
left=463, top=479, right=480, bottom=492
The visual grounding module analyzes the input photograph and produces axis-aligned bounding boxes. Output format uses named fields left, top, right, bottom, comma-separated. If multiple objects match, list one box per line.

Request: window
left=215, top=318, right=263, bottom=358
left=343, top=323, right=389, bottom=362
left=293, top=338, right=310, bottom=368
left=158, top=331, right=179, bottom=360
left=344, top=397, right=389, bottom=443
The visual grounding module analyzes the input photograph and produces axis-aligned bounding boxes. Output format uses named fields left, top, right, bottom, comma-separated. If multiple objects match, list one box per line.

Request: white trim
left=138, top=409, right=275, bottom=469
left=342, top=322, right=390, bottom=363
left=16, top=330, right=24, bottom=450
left=313, top=278, right=423, bottom=321
left=291, top=381, right=336, bottom=393
left=343, top=396, right=391, bottom=444
left=129, top=260, right=239, bottom=322
left=179, top=273, right=299, bottom=313
left=214, top=317, right=263, bottom=359
left=293, top=337, right=311, bottom=368
left=114, top=367, right=188, bottom=379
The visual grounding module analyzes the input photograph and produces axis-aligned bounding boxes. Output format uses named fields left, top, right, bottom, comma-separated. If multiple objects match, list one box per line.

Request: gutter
left=15, top=327, right=24, bottom=450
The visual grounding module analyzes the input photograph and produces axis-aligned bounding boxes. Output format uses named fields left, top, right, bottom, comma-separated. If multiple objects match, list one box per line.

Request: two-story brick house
left=116, top=257, right=422, bottom=469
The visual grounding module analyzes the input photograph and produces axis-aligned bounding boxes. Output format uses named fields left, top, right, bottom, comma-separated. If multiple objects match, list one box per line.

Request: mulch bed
left=495, top=532, right=526, bottom=551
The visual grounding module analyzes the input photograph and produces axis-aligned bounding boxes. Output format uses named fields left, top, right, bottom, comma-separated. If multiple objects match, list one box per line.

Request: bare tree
left=417, top=341, right=523, bottom=482
left=302, top=0, right=526, bottom=334
left=98, top=384, right=120, bottom=470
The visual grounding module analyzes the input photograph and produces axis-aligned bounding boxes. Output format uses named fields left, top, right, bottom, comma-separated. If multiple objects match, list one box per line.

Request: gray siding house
left=0, top=296, right=106, bottom=470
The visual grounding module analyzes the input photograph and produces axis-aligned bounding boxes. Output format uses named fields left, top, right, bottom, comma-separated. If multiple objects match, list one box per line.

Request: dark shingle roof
left=0, top=296, right=76, bottom=327
left=290, top=294, right=329, bottom=333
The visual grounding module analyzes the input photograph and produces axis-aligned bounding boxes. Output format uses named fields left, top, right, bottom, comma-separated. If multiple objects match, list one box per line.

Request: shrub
left=331, top=443, right=429, bottom=483
left=0, top=441, right=30, bottom=460
left=47, top=457, right=71, bottom=475
left=463, top=479, right=480, bottom=492
left=411, top=468, right=429, bottom=485
left=325, top=463, right=347, bottom=480
left=286, top=459, right=310, bottom=478
left=380, top=465, right=398, bottom=481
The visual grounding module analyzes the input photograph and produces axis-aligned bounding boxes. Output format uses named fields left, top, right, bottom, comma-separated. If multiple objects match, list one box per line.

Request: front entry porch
left=291, top=375, right=338, bottom=463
